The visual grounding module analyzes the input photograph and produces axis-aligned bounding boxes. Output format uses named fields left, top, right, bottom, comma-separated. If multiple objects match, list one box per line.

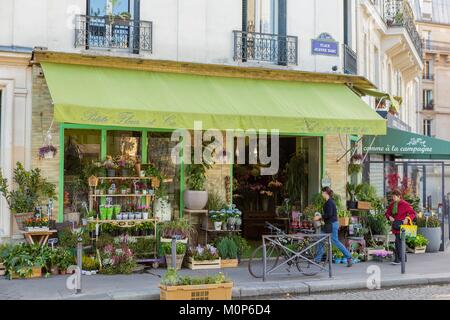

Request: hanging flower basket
left=39, top=145, right=57, bottom=160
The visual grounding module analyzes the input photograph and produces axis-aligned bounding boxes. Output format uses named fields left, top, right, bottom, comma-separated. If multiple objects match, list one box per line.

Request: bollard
left=171, top=237, right=177, bottom=269
left=400, top=229, right=406, bottom=274
left=76, top=236, right=83, bottom=293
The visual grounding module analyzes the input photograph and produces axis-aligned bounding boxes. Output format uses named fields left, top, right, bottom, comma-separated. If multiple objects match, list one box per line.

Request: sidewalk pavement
left=1, top=250, right=450, bottom=300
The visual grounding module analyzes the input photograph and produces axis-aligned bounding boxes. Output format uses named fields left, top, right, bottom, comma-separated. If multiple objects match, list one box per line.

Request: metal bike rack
left=261, top=233, right=333, bottom=281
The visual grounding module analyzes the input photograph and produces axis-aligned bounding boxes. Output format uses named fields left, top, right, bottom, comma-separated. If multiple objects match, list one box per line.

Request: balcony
left=422, top=73, right=434, bottom=81
left=343, top=44, right=357, bottom=75
left=233, top=31, right=298, bottom=66
left=369, top=0, right=422, bottom=59
left=376, top=110, right=411, bottom=132
left=422, top=40, right=450, bottom=53
left=423, top=102, right=434, bottom=110
left=74, top=15, right=152, bottom=53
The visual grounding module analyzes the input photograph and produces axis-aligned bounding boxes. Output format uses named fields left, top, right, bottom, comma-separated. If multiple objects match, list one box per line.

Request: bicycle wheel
left=295, top=239, right=329, bottom=276
left=248, top=244, right=280, bottom=278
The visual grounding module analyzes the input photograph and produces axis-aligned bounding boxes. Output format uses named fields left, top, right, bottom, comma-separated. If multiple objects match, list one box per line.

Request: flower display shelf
left=87, top=218, right=158, bottom=228
left=159, top=282, right=233, bottom=300
left=186, top=257, right=221, bottom=270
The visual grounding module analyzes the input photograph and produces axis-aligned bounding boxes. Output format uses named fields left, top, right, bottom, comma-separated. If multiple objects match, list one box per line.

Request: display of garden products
left=113, top=205, right=121, bottom=219
left=99, top=205, right=108, bottom=220
left=106, top=206, right=113, bottom=220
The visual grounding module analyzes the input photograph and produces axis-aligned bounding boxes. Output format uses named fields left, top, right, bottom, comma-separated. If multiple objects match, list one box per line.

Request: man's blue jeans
left=315, top=221, right=352, bottom=262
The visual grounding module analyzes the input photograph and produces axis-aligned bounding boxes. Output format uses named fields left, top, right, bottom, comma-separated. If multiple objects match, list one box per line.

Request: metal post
left=171, top=237, right=177, bottom=269
left=328, top=234, right=333, bottom=278
left=441, top=163, right=445, bottom=251
left=262, top=237, right=267, bottom=282
left=76, top=236, right=83, bottom=294
left=400, top=229, right=406, bottom=274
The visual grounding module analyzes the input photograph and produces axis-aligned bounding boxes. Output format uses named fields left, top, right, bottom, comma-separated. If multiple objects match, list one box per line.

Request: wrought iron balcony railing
left=343, top=44, right=357, bottom=75
left=74, top=15, right=152, bottom=53
left=376, top=110, right=412, bottom=132
left=422, top=73, right=434, bottom=80
left=423, top=102, right=434, bottom=110
left=422, top=40, right=450, bottom=53
left=233, top=30, right=298, bottom=66
left=370, top=0, right=423, bottom=59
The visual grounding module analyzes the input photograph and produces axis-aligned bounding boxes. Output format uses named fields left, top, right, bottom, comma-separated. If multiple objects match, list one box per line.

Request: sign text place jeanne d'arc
left=311, top=33, right=339, bottom=56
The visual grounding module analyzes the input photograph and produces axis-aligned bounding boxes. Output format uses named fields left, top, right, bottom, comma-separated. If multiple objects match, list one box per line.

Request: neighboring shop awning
left=363, top=127, right=450, bottom=159
left=353, top=87, right=402, bottom=114
left=41, top=62, right=386, bottom=135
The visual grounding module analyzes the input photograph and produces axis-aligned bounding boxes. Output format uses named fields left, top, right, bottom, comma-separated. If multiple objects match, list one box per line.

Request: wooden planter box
left=407, top=246, right=426, bottom=254
left=357, top=201, right=372, bottom=210
left=338, top=217, right=349, bottom=227
left=159, top=282, right=233, bottom=300
left=186, top=257, right=221, bottom=270
left=11, top=266, right=42, bottom=279
left=221, top=259, right=238, bottom=268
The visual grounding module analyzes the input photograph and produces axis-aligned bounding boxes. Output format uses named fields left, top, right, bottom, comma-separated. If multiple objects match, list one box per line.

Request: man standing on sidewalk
left=385, top=189, right=416, bottom=265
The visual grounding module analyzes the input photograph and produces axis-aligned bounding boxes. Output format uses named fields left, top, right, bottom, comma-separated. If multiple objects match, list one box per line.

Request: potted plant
left=57, top=248, right=74, bottom=275
left=346, top=182, right=358, bottom=210
left=209, top=211, right=223, bottom=231
left=332, top=247, right=344, bottom=264
left=184, top=161, right=211, bottom=210
left=162, top=242, right=186, bottom=270
left=355, top=183, right=376, bottom=210
left=371, top=249, right=393, bottom=263
left=159, top=268, right=232, bottom=300
left=104, top=156, right=117, bottom=177
left=145, top=163, right=162, bottom=188
left=160, top=219, right=192, bottom=243
left=259, top=190, right=273, bottom=212
left=119, top=184, right=128, bottom=195
left=3, top=243, right=48, bottom=279
left=38, top=145, right=57, bottom=159
left=0, top=162, right=56, bottom=231
left=338, top=210, right=351, bottom=227
left=417, top=216, right=441, bottom=253
left=406, top=234, right=428, bottom=254
left=215, top=236, right=239, bottom=268
left=186, top=244, right=221, bottom=270
left=154, top=184, right=172, bottom=222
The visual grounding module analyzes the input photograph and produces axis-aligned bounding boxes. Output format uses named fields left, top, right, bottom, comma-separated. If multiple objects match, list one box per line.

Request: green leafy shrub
left=367, top=213, right=390, bottom=235
left=82, top=255, right=100, bottom=271
left=0, top=162, right=56, bottom=213
left=2, top=243, right=52, bottom=279
left=214, top=237, right=238, bottom=259
left=406, top=234, right=429, bottom=249
left=161, top=242, right=187, bottom=255
left=161, top=268, right=230, bottom=286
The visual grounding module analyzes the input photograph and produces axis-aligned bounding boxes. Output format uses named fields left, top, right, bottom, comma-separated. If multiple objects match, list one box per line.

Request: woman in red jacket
left=385, top=189, right=416, bottom=265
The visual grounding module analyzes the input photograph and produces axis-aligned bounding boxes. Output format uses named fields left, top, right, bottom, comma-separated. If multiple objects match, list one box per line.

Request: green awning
left=41, top=62, right=386, bottom=135
left=363, top=127, right=450, bottom=159
left=353, top=87, right=402, bottom=114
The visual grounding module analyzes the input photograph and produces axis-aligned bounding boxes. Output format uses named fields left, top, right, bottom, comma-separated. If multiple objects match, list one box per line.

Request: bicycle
left=248, top=222, right=329, bottom=278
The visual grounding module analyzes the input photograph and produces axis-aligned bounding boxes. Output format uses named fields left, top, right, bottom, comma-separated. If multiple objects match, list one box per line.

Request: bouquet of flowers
left=189, top=244, right=219, bottom=261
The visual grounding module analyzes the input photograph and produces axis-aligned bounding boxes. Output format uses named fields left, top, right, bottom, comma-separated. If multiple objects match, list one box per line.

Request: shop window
left=106, top=130, right=142, bottom=162
left=147, top=132, right=181, bottom=219
left=63, top=129, right=101, bottom=217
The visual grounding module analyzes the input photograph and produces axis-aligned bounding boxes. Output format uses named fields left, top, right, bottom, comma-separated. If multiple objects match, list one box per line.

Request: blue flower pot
left=334, top=258, right=341, bottom=264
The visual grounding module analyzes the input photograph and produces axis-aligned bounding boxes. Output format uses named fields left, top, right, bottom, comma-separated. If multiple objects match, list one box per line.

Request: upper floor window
left=75, top=0, right=152, bottom=53
left=423, top=89, right=433, bottom=109
left=246, top=0, right=279, bottom=34
left=423, top=119, right=432, bottom=136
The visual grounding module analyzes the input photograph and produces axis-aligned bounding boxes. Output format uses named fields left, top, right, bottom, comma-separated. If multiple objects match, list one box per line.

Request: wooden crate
left=357, top=201, right=372, bottom=210
left=11, top=266, right=42, bottom=279
left=338, top=217, right=349, bottom=227
left=160, top=282, right=233, bottom=300
left=186, top=257, right=221, bottom=270
left=365, top=248, right=393, bottom=261
left=221, top=259, right=238, bottom=268
left=0, top=263, right=5, bottom=276
left=407, top=246, right=426, bottom=254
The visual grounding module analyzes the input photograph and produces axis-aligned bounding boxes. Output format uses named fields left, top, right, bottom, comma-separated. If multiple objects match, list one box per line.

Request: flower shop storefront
left=0, top=51, right=387, bottom=280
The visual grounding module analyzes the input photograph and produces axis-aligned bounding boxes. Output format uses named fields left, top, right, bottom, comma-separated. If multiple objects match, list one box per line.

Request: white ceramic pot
left=214, top=221, right=222, bottom=231
left=143, top=212, right=149, bottom=220
left=183, top=190, right=208, bottom=210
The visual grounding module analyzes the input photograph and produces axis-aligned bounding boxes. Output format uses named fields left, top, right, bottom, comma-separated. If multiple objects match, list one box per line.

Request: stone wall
left=31, top=64, right=60, bottom=220
left=324, top=134, right=349, bottom=200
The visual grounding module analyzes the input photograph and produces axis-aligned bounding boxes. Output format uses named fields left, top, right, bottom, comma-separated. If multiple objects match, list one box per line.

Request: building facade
left=0, top=0, right=393, bottom=240
left=413, top=0, right=450, bottom=140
